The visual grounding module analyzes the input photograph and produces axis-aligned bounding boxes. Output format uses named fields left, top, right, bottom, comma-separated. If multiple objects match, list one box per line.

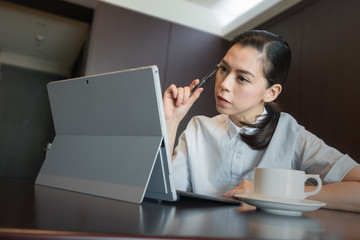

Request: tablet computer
left=36, top=66, right=240, bottom=205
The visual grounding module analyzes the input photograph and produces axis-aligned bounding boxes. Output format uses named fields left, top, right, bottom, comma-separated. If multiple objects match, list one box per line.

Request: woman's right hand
left=163, top=79, right=203, bottom=123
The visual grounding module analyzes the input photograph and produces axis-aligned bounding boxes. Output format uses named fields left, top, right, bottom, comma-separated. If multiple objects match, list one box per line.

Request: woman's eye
left=219, top=66, right=227, bottom=73
left=238, top=75, right=249, bottom=82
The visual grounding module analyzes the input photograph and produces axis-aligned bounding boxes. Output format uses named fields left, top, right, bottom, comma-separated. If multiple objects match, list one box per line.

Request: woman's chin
left=216, top=104, right=230, bottom=115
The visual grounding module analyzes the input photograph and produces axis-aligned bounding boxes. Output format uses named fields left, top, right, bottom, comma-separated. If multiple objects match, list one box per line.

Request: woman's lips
left=217, top=95, right=230, bottom=105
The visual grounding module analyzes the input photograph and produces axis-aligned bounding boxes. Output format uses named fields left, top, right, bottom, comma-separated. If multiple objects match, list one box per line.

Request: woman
left=163, top=30, right=360, bottom=212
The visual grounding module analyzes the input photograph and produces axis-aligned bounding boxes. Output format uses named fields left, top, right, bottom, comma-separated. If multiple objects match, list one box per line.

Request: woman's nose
left=219, top=75, right=233, bottom=91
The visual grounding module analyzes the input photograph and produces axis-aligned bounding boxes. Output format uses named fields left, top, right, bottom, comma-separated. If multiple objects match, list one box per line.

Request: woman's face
left=215, top=44, right=275, bottom=126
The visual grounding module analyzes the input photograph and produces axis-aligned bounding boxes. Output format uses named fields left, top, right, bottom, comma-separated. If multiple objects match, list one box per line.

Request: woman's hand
left=223, top=179, right=254, bottom=198
left=163, top=79, right=203, bottom=156
left=223, top=179, right=255, bottom=211
left=163, top=79, right=203, bottom=123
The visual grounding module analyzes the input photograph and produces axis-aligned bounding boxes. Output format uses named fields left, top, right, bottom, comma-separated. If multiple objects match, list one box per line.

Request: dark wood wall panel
left=299, top=0, right=360, bottom=160
left=85, top=2, right=171, bottom=83
left=263, top=11, right=303, bottom=119
left=258, top=0, right=360, bottom=161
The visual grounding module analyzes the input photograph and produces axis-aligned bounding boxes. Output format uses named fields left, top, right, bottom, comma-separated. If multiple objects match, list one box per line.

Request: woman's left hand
left=222, top=179, right=254, bottom=198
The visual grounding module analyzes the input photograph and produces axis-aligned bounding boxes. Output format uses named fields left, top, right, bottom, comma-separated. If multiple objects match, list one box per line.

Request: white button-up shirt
left=171, top=112, right=358, bottom=197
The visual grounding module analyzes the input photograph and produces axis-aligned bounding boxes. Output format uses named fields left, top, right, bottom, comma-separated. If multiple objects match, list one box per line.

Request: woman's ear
left=264, top=84, right=282, bottom=102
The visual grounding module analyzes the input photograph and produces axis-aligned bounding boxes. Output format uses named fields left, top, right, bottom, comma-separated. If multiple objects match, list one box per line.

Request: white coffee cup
left=253, top=168, right=322, bottom=200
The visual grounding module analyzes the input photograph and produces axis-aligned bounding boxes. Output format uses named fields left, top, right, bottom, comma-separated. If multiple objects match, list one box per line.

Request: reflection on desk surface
left=0, top=179, right=360, bottom=240
left=242, top=210, right=323, bottom=239
left=32, top=185, right=346, bottom=240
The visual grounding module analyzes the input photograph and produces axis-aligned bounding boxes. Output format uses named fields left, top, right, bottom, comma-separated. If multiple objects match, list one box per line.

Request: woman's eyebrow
left=237, top=69, right=255, bottom=78
left=220, top=59, right=255, bottom=78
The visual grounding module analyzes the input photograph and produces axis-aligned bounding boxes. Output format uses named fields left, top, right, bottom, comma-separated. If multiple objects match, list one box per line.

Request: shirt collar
left=226, top=108, right=267, bottom=139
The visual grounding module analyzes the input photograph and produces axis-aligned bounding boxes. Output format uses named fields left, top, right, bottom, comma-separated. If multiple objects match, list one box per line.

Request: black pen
left=191, top=64, right=220, bottom=95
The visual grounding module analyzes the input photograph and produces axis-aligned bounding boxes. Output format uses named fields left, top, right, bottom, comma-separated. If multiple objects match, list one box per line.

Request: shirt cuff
left=323, top=154, right=359, bottom=184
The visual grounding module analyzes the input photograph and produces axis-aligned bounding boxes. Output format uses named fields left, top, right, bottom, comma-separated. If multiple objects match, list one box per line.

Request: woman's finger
left=190, top=79, right=200, bottom=91
left=169, top=84, right=178, bottom=98
left=182, top=86, right=191, bottom=105
left=164, top=84, right=177, bottom=100
left=176, top=87, right=184, bottom=107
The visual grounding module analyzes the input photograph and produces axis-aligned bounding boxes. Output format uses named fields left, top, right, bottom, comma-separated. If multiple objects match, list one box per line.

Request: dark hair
left=230, top=30, right=291, bottom=150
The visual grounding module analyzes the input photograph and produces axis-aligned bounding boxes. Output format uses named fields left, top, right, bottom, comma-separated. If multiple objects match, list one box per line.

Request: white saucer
left=234, top=193, right=326, bottom=216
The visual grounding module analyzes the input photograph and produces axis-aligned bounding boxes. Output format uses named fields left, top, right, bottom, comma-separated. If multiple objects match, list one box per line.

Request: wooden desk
left=1, top=177, right=359, bottom=240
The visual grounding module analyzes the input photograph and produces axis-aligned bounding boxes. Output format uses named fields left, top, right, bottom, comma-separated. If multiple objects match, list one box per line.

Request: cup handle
left=304, top=174, right=322, bottom=198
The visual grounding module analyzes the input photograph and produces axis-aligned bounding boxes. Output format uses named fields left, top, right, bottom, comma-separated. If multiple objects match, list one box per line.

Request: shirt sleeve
left=297, top=129, right=359, bottom=184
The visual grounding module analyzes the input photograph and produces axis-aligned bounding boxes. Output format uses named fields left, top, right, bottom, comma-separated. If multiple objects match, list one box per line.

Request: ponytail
left=239, top=102, right=281, bottom=150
